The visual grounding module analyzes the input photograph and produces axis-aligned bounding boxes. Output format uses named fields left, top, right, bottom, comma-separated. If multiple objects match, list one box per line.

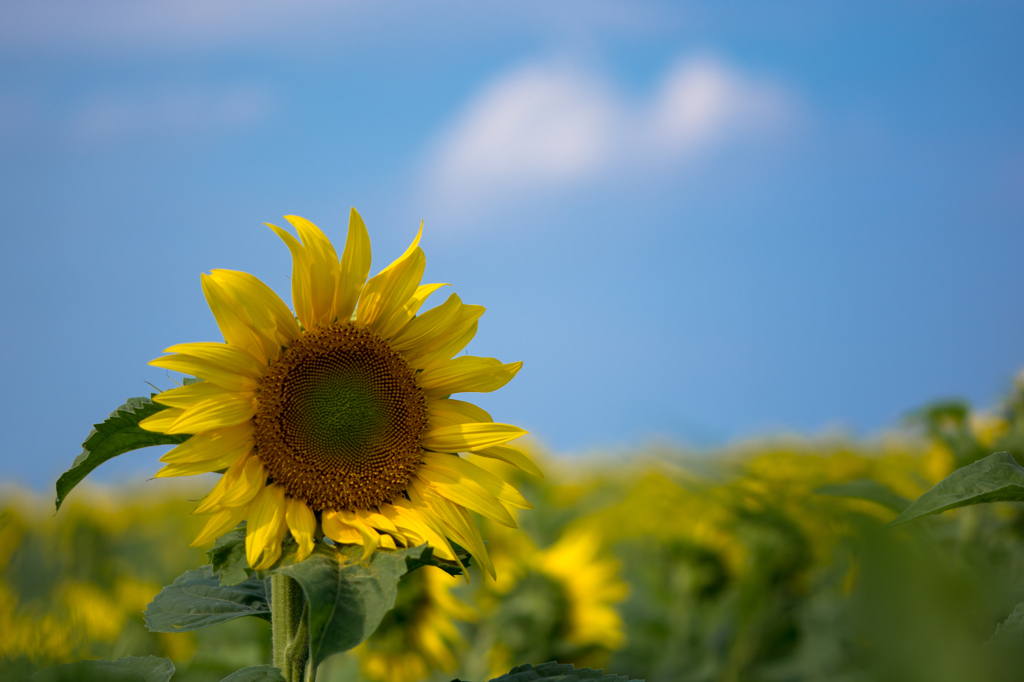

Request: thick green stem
left=271, top=573, right=310, bottom=681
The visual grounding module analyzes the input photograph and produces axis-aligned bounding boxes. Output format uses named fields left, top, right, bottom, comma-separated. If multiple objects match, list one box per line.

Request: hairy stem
left=271, top=573, right=309, bottom=681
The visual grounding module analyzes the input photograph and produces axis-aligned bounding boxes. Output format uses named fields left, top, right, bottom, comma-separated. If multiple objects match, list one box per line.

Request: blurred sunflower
left=140, top=210, right=539, bottom=573
left=537, top=530, right=628, bottom=651
left=486, top=528, right=627, bottom=673
left=358, top=566, right=476, bottom=682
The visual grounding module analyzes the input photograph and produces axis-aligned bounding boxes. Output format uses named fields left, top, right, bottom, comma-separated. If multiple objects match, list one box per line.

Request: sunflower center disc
left=254, top=322, right=427, bottom=511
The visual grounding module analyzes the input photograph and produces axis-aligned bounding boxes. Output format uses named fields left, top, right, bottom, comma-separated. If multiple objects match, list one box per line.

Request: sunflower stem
left=285, top=602, right=310, bottom=681
left=271, top=573, right=309, bottom=681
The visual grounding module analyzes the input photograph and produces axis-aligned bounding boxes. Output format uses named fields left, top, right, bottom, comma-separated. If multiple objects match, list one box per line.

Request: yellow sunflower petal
left=322, top=509, right=363, bottom=545
left=139, top=407, right=186, bottom=433
left=208, top=269, right=300, bottom=360
left=415, top=467, right=517, bottom=528
left=382, top=221, right=423, bottom=274
left=152, top=381, right=244, bottom=409
left=357, top=526, right=380, bottom=561
left=285, top=215, right=340, bottom=326
left=407, top=283, right=450, bottom=316
left=357, top=224, right=426, bottom=338
left=414, top=323, right=480, bottom=371
left=471, top=445, right=544, bottom=478
left=151, top=342, right=263, bottom=392
left=384, top=500, right=461, bottom=565
left=421, top=452, right=532, bottom=510
left=215, top=455, right=267, bottom=509
left=409, top=480, right=494, bottom=578
left=404, top=303, right=483, bottom=365
left=154, top=443, right=250, bottom=477
left=163, top=395, right=256, bottom=435
left=285, top=497, right=317, bottom=562
left=267, top=222, right=314, bottom=329
left=338, top=510, right=379, bottom=560
left=418, top=357, right=522, bottom=398
left=390, top=293, right=463, bottom=353
left=354, top=508, right=408, bottom=547
left=191, top=505, right=249, bottom=547
left=160, top=424, right=253, bottom=465
left=376, top=504, right=426, bottom=547
left=201, top=273, right=269, bottom=363
left=354, top=508, right=400, bottom=535
left=426, top=399, right=493, bottom=429
left=255, top=532, right=286, bottom=570
left=421, top=423, right=526, bottom=453
left=193, top=455, right=265, bottom=514
left=337, top=207, right=372, bottom=321
left=246, top=483, right=288, bottom=569
left=163, top=343, right=266, bottom=375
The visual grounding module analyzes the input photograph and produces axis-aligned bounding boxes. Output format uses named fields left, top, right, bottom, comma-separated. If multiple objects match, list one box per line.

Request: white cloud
left=422, top=55, right=798, bottom=213
left=69, top=86, right=272, bottom=146
left=649, top=57, right=792, bottom=153
left=432, top=65, right=621, bottom=190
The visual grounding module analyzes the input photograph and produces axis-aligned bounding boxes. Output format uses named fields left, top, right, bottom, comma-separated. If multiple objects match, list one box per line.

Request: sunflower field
left=7, top=213, right=1024, bottom=682
left=7, top=374, right=1024, bottom=681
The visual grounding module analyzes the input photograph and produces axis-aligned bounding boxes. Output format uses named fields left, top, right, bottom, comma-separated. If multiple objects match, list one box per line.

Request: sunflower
left=139, top=210, right=539, bottom=574
left=536, top=530, right=628, bottom=652
left=483, top=526, right=627, bottom=674
left=358, top=565, right=476, bottom=682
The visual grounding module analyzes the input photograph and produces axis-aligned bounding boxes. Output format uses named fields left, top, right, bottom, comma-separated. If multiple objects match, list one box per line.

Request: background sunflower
left=357, top=565, right=477, bottom=682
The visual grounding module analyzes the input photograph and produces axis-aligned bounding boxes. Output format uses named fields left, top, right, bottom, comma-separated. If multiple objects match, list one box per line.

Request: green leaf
left=56, top=396, right=190, bottom=511
left=453, top=661, right=643, bottom=682
left=207, top=525, right=251, bottom=586
left=144, top=565, right=270, bottom=632
left=218, top=666, right=286, bottom=682
left=403, top=542, right=471, bottom=577
left=991, top=602, right=1024, bottom=643
left=890, top=451, right=1024, bottom=526
left=31, top=656, right=175, bottom=682
left=814, top=478, right=910, bottom=512
left=272, top=544, right=437, bottom=669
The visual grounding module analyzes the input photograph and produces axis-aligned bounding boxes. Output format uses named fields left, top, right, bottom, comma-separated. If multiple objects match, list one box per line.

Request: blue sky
left=1, top=1, right=1023, bottom=491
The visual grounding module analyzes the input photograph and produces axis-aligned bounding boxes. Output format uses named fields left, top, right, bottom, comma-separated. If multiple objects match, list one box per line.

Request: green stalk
left=271, top=573, right=310, bottom=681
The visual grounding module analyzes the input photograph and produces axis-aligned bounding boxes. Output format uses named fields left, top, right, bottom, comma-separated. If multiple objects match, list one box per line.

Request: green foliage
left=469, top=661, right=641, bottom=682
left=991, top=602, right=1024, bottom=644
left=143, top=536, right=468, bottom=678
left=145, top=567, right=271, bottom=632
left=910, top=388, right=1024, bottom=470
left=608, top=506, right=814, bottom=681
left=404, top=543, right=472, bottom=577
left=31, top=656, right=175, bottom=682
left=272, top=544, right=437, bottom=669
left=891, top=452, right=1024, bottom=526
left=218, top=666, right=286, bottom=682
left=207, top=526, right=251, bottom=587
left=55, top=397, right=189, bottom=511
left=815, top=478, right=911, bottom=512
